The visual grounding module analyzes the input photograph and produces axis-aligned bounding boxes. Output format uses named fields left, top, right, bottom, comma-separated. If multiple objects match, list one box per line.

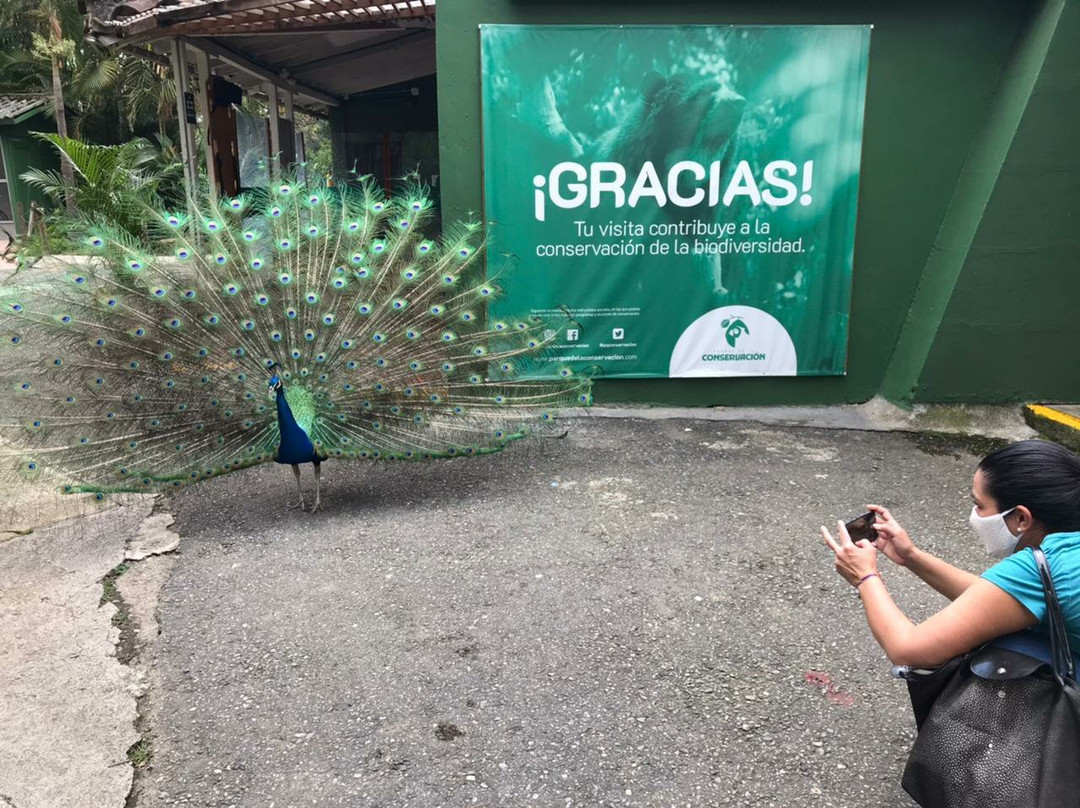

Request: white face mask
left=969, top=506, right=1021, bottom=559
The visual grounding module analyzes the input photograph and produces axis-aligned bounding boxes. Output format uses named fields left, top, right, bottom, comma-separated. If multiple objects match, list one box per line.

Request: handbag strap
left=1032, top=547, right=1075, bottom=682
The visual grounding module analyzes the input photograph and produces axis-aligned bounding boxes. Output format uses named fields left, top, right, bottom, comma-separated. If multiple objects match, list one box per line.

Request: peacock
left=0, top=177, right=592, bottom=513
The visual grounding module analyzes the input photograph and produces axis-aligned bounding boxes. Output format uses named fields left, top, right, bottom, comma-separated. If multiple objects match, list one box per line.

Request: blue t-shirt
left=981, top=531, right=1080, bottom=652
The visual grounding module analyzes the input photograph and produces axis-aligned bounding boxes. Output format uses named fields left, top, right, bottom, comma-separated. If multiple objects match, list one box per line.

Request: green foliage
left=19, top=133, right=183, bottom=253
left=0, top=0, right=175, bottom=141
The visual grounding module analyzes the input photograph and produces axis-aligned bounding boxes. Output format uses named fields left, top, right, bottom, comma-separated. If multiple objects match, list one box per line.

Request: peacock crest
left=0, top=177, right=591, bottom=504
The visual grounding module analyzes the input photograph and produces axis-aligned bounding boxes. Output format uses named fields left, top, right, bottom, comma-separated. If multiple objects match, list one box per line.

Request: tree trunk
left=48, top=8, right=74, bottom=213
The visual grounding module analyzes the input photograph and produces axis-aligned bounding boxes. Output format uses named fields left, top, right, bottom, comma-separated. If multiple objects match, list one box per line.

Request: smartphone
left=844, top=511, right=878, bottom=543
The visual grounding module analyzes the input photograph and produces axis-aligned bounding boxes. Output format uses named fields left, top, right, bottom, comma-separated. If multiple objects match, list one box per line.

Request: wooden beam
left=167, top=3, right=431, bottom=36
left=192, top=37, right=339, bottom=106
left=267, top=83, right=281, bottom=177
left=192, top=45, right=219, bottom=201
left=168, top=38, right=199, bottom=198
left=126, top=0, right=432, bottom=34
left=285, top=29, right=429, bottom=72
left=163, top=20, right=433, bottom=35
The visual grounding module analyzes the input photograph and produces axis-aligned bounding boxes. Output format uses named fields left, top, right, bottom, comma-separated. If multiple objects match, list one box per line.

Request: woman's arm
left=822, top=521, right=1037, bottom=667
left=857, top=576, right=1035, bottom=667
left=903, top=549, right=980, bottom=602
left=866, top=504, right=977, bottom=600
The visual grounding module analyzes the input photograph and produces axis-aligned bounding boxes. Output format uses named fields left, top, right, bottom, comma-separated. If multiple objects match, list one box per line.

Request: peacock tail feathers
left=0, top=176, right=592, bottom=496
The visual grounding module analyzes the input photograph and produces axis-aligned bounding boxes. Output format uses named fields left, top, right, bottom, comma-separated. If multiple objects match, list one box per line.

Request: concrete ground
left=0, top=408, right=1036, bottom=808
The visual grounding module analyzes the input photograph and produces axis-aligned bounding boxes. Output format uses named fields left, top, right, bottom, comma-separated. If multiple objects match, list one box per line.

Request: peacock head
left=267, top=363, right=283, bottom=398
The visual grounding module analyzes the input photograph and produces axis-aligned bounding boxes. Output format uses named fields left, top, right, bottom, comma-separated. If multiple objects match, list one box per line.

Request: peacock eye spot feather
left=59, top=315, right=72, bottom=324
left=166, top=214, right=181, bottom=227
left=206, top=220, right=219, bottom=231
left=176, top=249, right=189, bottom=260
left=216, top=255, right=228, bottom=266
left=279, top=239, right=291, bottom=250
left=233, top=348, right=245, bottom=358
left=375, top=358, right=387, bottom=367
left=95, top=337, right=107, bottom=346
left=348, top=222, right=360, bottom=231
left=315, top=353, right=327, bottom=363
left=443, top=275, right=457, bottom=285
left=306, top=293, right=318, bottom=304
left=89, top=237, right=104, bottom=248
left=10, top=336, right=21, bottom=344
left=271, top=332, right=283, bottom=342
left=128, top=360, right=139, bottom=368
left=73, top=275, right=86, bottom=285
left=304, top=330, right=316, bottom=341
left=230, top=198, right=242, bottom=209
left=459, top=248, right=471, bottom=258
left=291, top=350, right=301, bottom=360
left=307, top=226, right=319, bottom=237
left=270, top=207, right=282, bottom=217
left=53, top=358, right=62, bottom=366
left=278, top=184, right=292, bottom=195
left=280, top=274, right=292, bottom=286
left=441, top=362, right=454, bottom=373
left=372, top=202, right=384, bottom=212
left=372, top=332, right=386, bottom=343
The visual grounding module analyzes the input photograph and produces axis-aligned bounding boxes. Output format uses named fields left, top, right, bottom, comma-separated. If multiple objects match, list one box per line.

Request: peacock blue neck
left=275, top=386, right=318, bottom=465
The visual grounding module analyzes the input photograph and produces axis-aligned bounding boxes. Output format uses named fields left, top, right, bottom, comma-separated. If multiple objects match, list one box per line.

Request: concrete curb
left=1024, top=404, right=1080, bottom=451
left=568, top=396, right=1038, bottom=443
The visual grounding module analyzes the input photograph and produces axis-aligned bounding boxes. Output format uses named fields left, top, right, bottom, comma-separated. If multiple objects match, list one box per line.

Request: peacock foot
left=287, top=498, right=307, bottom=511
left=309, top=498, right=321, bottom=515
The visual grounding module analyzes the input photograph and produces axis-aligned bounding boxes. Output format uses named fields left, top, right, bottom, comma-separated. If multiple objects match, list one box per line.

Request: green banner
left=480, top=25, right=870, bottom=378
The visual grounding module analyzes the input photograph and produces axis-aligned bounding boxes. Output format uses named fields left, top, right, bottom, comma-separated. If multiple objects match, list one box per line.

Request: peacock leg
left=310, top=462, right=322, bottom=514
left=287, top=464, right=307, bottom=511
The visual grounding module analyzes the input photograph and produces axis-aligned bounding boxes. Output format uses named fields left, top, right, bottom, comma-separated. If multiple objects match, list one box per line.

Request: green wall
left=438, top=0, right=1075, bottom=406
left=893, top=0, right=1080, bottom=404
left=0, top=113, right=54, bottom=236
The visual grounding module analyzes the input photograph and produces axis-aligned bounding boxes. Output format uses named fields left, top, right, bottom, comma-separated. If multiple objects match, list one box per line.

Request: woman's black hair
left=979, top=440, right=1080, bottom=534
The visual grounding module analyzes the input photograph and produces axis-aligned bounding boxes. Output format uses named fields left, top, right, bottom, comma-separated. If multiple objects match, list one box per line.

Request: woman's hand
left=865, top=504, right=917, bottom=567
left=821, top=520, right=879, bottom=587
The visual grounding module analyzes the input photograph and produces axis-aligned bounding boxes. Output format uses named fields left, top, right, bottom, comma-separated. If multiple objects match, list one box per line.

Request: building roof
left=0, top=95, right=49, bottom=124
left=86, top=0, right=434, bottom=38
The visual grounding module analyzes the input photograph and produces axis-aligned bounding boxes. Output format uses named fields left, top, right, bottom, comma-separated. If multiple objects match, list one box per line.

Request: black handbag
left=901, top=548, right=1080, bottom=807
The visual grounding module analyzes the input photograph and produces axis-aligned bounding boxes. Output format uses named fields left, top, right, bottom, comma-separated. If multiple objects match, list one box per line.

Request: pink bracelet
left=856, top=572, right=880, bottom=588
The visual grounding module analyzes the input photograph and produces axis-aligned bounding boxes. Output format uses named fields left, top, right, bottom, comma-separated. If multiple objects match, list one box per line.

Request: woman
left=821, top=439, right=1080, bottom=668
